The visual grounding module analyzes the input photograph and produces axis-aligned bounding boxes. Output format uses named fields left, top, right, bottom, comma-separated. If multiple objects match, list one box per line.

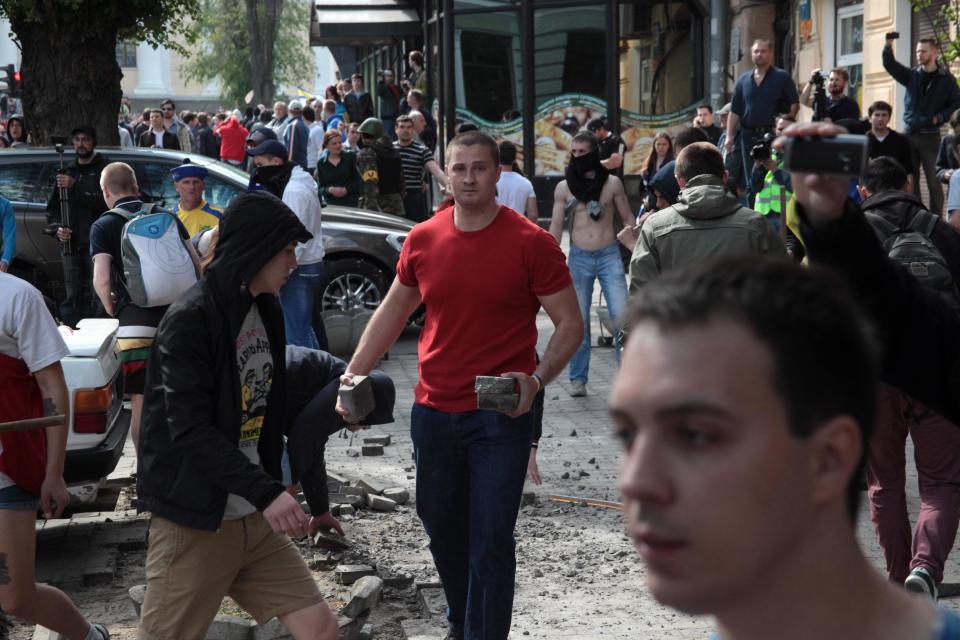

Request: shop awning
left=311, top=0, right=421, bottom=46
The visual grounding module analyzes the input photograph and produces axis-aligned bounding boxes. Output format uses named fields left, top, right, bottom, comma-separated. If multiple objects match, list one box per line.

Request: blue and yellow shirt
left=176, top=200, right=223, bottom=238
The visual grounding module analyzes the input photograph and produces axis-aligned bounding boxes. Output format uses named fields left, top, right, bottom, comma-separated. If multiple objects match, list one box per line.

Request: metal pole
left=709, top=0, right=728, bottom=110
left=522, top=0, right=535, bottom=177
left=605, top=0, right=620, bottom=133
left=442, top=0, right=456, bottom=146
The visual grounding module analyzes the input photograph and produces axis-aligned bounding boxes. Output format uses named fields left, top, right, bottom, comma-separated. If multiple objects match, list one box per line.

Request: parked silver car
left=0, top=147, right=412, bottom=315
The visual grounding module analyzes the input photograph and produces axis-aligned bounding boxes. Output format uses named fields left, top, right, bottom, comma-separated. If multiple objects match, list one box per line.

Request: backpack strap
left=107, top=201, right=161, bottom=222
left=864, top=212, right=899, bottom=242
left=907, top=209, right=938, bottom=237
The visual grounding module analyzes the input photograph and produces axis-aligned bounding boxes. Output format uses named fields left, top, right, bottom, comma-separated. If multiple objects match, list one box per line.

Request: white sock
left=85, top=623, right=107, bottom=640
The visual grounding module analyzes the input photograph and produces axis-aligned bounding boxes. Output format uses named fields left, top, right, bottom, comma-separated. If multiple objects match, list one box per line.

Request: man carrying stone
left=549, top=131, right=633, bottom=398
left=338, top=131, right=582, bottom=640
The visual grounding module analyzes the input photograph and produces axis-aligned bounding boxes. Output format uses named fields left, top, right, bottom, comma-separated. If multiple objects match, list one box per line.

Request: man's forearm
left=35, top=364, right=69, bottom=477
left=346, top=284, right=419, bottom=375
left=533, top=316, right=583, bottom=384
left=726, top=113, right=741, bottom=141
left=94, top=278, right=113, bottom=315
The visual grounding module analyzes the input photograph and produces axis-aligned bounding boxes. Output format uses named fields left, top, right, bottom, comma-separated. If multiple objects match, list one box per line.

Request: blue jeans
left=279, top=262, right=326, bottom=350
left=0, top=483, right=39, bottom=510
left=411, top=404, right=532, bottom=640
left=568, top=243, right=629, bottom=384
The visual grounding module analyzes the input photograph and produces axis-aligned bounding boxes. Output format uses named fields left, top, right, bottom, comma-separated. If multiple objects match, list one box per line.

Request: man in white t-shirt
left=496, top=140, right=538, bottom=222
left=0, top=272, right=110, bottom=639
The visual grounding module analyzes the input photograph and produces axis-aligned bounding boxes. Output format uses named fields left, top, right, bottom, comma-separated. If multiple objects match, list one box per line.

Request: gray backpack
left=865, top=210, right=960, bottom=311
left=109, top=203, right=198, bottom=308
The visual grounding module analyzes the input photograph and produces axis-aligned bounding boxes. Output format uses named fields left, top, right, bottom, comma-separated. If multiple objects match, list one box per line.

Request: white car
left=57, top=319, right=131, bottom=504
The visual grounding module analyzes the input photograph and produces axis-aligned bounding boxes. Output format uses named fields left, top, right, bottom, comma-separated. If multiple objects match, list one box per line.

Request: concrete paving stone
left=251, top=617, right=293, bottom=640
left=358, top=623, right=373, bottom=640
left=329, top=493, right=364, bottom=508
left=128, top=584, right=146, bottom=616
left=32, top=627, right=63, bottom=640
left=361, top=444, right=384, bottom=456
left=475, top=376, right=516, bottom=394
left=355, top=477, right=389, bottom=496
left=363, top=434, right=391, bottom=446
left=341, top=575, right=384, bottom=618
left=382, top=487, right=409, bottom=505
left=399, top=619, right=447, bottom=640
left=339, top=504, right=356, bottom=516
left=335, top=564, right=376, bottom=585
left=477, top=393, right=518, bottom=411
left=366, top=494, right=397, bottom=512
left=416, top=586, right=448, bottom=617
left=338, top=375, right=375, bottom=423
left=342, top=485, right=367, bottom=497
left=206, top=614, right=255, bottom=640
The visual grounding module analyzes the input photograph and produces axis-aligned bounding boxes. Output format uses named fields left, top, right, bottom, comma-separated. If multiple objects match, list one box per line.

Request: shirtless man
left=550, top=131, right=634, bottom=397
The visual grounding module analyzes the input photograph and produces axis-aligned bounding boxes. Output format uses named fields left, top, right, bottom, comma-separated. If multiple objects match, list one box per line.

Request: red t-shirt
left=396, top=205, right=572, bottom=411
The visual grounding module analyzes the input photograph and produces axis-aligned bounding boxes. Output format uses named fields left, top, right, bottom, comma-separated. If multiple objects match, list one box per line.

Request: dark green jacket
left=317, top=150, right=361, bottom=207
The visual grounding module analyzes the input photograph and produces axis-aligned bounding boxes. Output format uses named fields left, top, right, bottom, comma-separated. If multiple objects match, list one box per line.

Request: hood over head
left=649, top=161, right=680, bottom=205
left=206, top=190, right=311, bottom=292
left=860, top=190, right=927, bottom=227
left=671, top=174, right=743, bottom=220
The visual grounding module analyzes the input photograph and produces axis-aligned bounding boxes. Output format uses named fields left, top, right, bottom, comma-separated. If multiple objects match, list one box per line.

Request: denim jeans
left=568, top=243, right=629, bottom=384
left=411, top=404, right=532, bottom=640
left=279, top=262, right=326, bottom=350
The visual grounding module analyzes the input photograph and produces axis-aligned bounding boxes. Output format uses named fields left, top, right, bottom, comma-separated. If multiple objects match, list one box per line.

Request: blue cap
left=171, top=162, right=208, bottom=182
left=247, top=139, right=288, bottom=158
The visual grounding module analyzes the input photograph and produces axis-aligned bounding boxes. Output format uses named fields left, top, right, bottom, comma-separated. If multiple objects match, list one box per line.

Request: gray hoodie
left=630, top=174, right=785, bottom=293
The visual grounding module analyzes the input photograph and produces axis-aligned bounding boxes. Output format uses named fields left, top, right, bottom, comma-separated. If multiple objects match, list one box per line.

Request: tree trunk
left=7, top=2, right=123, bottom=145
left=247, top=0, right=282, bottom=106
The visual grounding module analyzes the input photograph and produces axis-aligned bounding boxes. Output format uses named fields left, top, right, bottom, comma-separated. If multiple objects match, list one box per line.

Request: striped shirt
left=394, top=140, right=433, bottom=193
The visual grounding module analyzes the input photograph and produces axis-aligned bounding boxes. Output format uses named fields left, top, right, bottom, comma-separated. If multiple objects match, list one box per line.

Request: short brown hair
left=395, top=115, right=414, bottom=127
left=100, top=162, right=139, bottom=196
left=446, top=130, right=499, bottom=166
left=150, top=108, right=163, bottom=118
left=571, top=131, right=599, bottom=152
left=675, top=142, right=724, bottom=181
left=919, top=38, right=939, bottom=48
left=829, top=67, right=849, bottom=82
left=322, top=130, right=342, bottom=149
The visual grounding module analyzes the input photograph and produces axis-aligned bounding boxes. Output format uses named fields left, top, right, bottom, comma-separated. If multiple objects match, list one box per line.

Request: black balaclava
left=565, top=148, right=609, bottom=219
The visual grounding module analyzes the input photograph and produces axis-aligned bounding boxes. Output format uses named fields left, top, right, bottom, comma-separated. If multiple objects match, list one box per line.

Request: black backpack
left=865, top=210, right=960, bottom=311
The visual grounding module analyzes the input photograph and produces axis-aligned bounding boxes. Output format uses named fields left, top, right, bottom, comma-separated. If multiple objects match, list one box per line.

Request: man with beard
left=356, top=118, right=406, bottom=217
left=799, top=67, right=861, bottom=122
left=46, top=125, right=110, bottom=326
left=247, top=140, right=328, bottom=351
left=549, top=131, right=634, bottom=398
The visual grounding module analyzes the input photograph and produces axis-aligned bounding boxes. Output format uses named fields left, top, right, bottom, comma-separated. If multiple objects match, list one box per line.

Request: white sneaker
left=904, top=567, right=938, bottom=599
left=569, top=381, right=587, bottom=397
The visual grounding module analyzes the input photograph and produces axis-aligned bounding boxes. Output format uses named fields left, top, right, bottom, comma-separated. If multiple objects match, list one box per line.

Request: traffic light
left=12, top=68, right=21, bottom=98
left=2, top=64, right=19, bottom=98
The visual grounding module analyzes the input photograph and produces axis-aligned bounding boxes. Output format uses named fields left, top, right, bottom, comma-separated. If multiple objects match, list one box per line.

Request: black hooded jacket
left=137, top=191, right=312, bottom=531
left=860, top=190, right=960, bottom=286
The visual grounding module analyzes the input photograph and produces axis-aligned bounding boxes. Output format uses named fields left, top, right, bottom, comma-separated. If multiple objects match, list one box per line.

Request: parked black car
left=0, top=147, right=412, bottom=315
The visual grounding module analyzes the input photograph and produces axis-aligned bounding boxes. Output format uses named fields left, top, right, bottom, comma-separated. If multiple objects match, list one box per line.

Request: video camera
left=810, top=69, right=829, bottom=122
left=750, top=132, right=777, bottom=161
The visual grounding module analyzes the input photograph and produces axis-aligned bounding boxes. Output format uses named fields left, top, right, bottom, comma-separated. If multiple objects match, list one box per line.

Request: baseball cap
left=70, top=125, right=97, bottom=142
left=246, top=139, right=288, bottom=158
left=288, top=99, right=304, bottom=112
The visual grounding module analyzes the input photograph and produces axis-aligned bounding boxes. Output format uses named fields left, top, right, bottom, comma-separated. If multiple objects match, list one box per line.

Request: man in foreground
left=611, top=256, right=960, bottom=639
left=136, top=191, right=337, bottom=639
left=339, top=131, right=582, bottom=639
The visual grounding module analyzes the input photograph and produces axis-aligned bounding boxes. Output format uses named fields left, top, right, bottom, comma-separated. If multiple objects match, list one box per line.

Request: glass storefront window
left=837, top=4, right=863, bottom=109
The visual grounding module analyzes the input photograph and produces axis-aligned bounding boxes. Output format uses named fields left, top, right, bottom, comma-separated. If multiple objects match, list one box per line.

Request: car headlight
left=385, top=233, right=405, bottom=252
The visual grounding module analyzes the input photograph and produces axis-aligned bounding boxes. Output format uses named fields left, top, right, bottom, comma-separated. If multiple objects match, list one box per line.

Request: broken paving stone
left=339, top=504, right=355, bottom=516
left=329, top=493, right=364, bottom=508
left=383, top=573, right=414, bottom=588
left=366, top=494, right=397, bottom=512
left=359, top=623, right=373, bottom=640
left=561, top=472, right=570, bottom=480
left=338, top=375, right=376, bottom=424
left=363, top=434, right=391, bottom=446
left=206, top=614, right=255, bottom=640
left=342, top=486, right=367, bottom=497
left=341, top=575, right=384, bottom=618
left=475, top=376, right=517, bottom=394
left=337, top=613, right=370, bottom=640
left=361, top=445, right=384, bottom=457
left=335, top=564, right=376, bottom=585
left=382, top=487, right=409, bottom=505
left=588, top=457, right=596, bottom=464
left=252, top=618, right=293, bottom=640
left=129, top=584, right=146, bottom=616
left=355, top=477, right=389, bottom=496
left=314, top=530, right=351, bottom=551
left=346, top=449, right=360, bottom=458
left=477, top=392, right=519, bottom=411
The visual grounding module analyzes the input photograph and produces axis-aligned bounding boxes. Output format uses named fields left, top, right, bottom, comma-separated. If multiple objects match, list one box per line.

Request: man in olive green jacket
left=630, top=142, right=785, bottom=294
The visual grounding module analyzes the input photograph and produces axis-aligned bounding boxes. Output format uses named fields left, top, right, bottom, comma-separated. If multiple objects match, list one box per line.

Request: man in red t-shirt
left=338, top=131, right=582, bottom=640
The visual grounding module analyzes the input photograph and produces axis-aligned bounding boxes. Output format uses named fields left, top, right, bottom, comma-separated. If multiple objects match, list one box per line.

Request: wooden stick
left=0, top=415, right=66, bottom=433
left=547, top=494, right=624, bottom=511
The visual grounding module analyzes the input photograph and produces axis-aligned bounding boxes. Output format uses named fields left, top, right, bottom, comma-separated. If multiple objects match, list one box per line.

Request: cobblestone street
left=10, top=295, right=960, bottom=639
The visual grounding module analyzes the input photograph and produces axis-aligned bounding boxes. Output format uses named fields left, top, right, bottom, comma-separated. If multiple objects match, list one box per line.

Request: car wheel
left=318, top=259, right=387, bottom=313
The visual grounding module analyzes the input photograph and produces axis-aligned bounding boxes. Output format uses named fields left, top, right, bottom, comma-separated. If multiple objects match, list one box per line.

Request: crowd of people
left=5, top=33, right=960, bottom=640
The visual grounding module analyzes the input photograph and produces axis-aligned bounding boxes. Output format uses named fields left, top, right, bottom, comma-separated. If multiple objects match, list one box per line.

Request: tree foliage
left=911, top=0, right=960, bottom=64
left=0, top=0, right=199, bottom=144
left=181, top=0, right=314, bottom=108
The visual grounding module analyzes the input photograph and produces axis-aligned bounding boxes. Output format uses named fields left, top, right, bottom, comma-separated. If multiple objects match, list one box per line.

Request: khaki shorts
left=138, top=512, right=321, bottom=640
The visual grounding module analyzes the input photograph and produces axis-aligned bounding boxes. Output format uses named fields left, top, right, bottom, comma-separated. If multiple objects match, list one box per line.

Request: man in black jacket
left=195, top=112, right=220, bottom=159
left=783, top=121, right=960, bottom=602
left=883, top=36, right=960, bottom=216
left=137, top=108, right=180, bottom=150
left=46, top=124, right=110, bottom=326
left=136, top=191, right=337, bottom=639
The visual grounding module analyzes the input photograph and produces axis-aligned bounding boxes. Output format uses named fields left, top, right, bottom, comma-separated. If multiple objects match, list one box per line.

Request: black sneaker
left=91, top=623, right=111, bottom=640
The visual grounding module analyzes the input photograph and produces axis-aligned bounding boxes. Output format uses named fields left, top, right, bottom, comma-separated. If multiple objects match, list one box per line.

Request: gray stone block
left=252, top=618, right=293, bottom=640
left=206, top=614, right=255, bottom=640
left=314, top=530, right=351, bottom=551
left=335, top=564, right=376, bottom=585
left=383, top=573, right=414, bottom=588
left=341, top=575, right=384, bottom=617
left=382, top=487, right=409, bottom=505
left=361, top=445, right=384, bottom=457
left=129, top=583, right=146, bottom=616
left=363, top=434, right=391, bottom=446
left=329, top=493, right=364, bottom=508
left=477, top=393, right=518, bottom=411
left=366, top=493, right=397, bottom=512
left=359, top=623, right=373, bottom=640
left=337, top=613, right=369, bottom=640
left=355, top=477, right=389, bottom=496
left=475, top=376, right=516, bottom=394
left=339, top=504, right=355, bottom=516
left=338, top=375, right=375, bottom=424
left=342, top=486, right=367, bottom=497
